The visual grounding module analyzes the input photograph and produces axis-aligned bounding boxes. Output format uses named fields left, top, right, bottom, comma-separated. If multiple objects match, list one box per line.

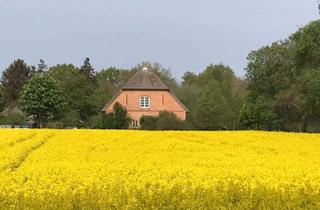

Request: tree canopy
left=240, top=20, right=320, bottom=132
left=1, top=59, right=31, bottom=107
left=20, top=74, right=65, bottom=128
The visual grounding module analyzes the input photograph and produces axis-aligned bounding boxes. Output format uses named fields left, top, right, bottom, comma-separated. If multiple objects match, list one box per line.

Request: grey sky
left=1, top=0, right=318, bottom=79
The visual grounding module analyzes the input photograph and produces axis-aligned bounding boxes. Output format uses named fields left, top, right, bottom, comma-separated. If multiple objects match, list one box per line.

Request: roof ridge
left=121, top=69, right=169, bottom=90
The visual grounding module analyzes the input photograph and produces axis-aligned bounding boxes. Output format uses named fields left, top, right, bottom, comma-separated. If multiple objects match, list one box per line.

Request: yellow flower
left=0, top=129, right=319, bottom=209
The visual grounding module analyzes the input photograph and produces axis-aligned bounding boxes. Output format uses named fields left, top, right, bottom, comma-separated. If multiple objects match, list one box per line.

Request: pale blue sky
left=0, top=0, right=319, bottom=79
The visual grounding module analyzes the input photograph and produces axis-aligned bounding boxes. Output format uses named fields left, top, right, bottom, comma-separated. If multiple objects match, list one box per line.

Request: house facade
left=102, top=68, right=188, bottom=128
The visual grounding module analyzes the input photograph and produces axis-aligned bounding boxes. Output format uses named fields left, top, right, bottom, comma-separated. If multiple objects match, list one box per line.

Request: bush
left=140, top=111, right=184, bottom=130
left=140, top=116, right=158, bottom=130
left=89, top=103, right=130, bottom=129
left=156, top=111, right=184, bottom=130
left=60, top=111, right=81, bottom=127
left=89, top=113, right=114, bottom=129
left=0, top=111, right=26, bottom=126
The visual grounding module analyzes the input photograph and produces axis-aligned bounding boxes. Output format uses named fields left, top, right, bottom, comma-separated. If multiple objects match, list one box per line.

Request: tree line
left=0, top=19, right=320, bottom=132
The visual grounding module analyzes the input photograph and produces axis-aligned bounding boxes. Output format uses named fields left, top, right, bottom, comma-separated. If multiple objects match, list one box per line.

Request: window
left=140, top=96, right=150, bottom=108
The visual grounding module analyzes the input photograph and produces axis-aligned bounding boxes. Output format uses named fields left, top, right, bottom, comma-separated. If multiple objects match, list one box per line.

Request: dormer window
left=140, top=96, right=150, bottom=108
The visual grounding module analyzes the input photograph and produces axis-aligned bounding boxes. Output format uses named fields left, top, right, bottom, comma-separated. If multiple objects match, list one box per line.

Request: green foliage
left=1, top=59, right=31, bottom=106
left=180, top=64, right=246, bottom=130
left=113, top=102, right=131, bottom=129
left=89, top=113, right=114, bottom=129
left=96, top=67, right=134, bottom=91
left=199, top=64, right=235, bottom=99
left=241, top=41, right=294, bottom=130
left=48, top=64, right=97, bottom=121
left=59, top=111, right=81, bottom=128
left=156, top=111, right=184, bottom=130
left=140, top=111, right=184, bottom=130
left=20, top=74, right=65, bottom=128
left=79, top=57, right=97, bottom=85
left=181, top=71, right=198, bottom=86
left=37, top=59, right=48, bottom=74
left=291, top=20, right=320, bottom=70
left=193, top=80, right=233, bottom=130
left=0, top=91, right=5, bottom=114
left=175, top=84, right=201, bottom=116
left=241, top=20, right=320, bottom=132
left=239, top=96, right=278, bottom=130
left=297, top=68, right=320, bottom=132
left=90, top=103, right=130, bottom=129
left=140, top=115, right=158, bottom=130
left=0, top=111, right=26, bottom=125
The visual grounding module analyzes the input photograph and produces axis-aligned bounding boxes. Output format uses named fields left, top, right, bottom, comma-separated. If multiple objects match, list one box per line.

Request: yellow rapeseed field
left=0, top=129, right=320, bottom=209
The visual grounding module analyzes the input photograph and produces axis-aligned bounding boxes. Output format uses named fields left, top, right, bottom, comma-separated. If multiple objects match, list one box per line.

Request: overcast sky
left=1, top=0, right=319, bottom=79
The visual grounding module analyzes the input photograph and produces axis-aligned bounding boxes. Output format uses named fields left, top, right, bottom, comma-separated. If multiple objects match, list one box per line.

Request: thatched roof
left=121, top=69, right=169, bottom=90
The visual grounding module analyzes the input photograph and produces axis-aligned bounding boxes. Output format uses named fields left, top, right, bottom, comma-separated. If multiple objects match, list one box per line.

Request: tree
left=97, top=67, right=134, bottom=89
left=113, top=102, right=131, bottom=129
left=296, top=69, right=320, bottom=132
left=1, top=59, right=31, bottom=107
left=199, top=64, right=235, bottom=99
left=197, top=64, right=242, bottom=129
left=291, top=20, right=320, bottom=70
left=37, top=59, right=48, bottom=74
left=79, top=57, right=97, bottom=85
left=241, top=20, right=320, bottom=132
left=242, top=41, right=297, bottom=130
left=239, top=96, right=278, bottom=130
left=193, top=80, right=233, bottom=130
left=175, top=83, right=201, bottom=128
left=48, top=64, right=97, bottom=122
left=0, top=89, right=5, bottom=113
left=20, top=75, right=65, bottom=128
left=181, top=71, right=198, bottom=86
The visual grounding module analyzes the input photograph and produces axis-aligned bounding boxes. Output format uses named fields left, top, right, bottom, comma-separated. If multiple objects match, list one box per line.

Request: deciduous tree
left=193, top=80, right=233, bottom=130
left=20, top=75, right=65, bottom=128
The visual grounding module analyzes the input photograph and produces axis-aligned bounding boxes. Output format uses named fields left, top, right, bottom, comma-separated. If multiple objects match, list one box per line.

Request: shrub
left=140, top=111, right=184, bottom=130
left=156, top=111, right=184, bottom=130
left=89, top=113, right=114, bottom=129
left=0, top=111, right=26, bottom=126
left=140, top=116, right=157, bottom=130
left=90, top=103, right=130, bottom=129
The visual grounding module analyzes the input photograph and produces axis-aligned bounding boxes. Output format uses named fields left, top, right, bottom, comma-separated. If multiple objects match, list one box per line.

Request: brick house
left=102, top=67, right=188, bottom=128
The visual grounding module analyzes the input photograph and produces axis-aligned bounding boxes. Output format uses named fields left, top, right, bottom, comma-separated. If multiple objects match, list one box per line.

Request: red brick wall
left=104, top=90, right=187, bottom=121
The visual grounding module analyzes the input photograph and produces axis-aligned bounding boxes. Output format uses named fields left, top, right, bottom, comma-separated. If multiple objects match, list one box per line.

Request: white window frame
left=140, top=96, right=150, bottom=108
